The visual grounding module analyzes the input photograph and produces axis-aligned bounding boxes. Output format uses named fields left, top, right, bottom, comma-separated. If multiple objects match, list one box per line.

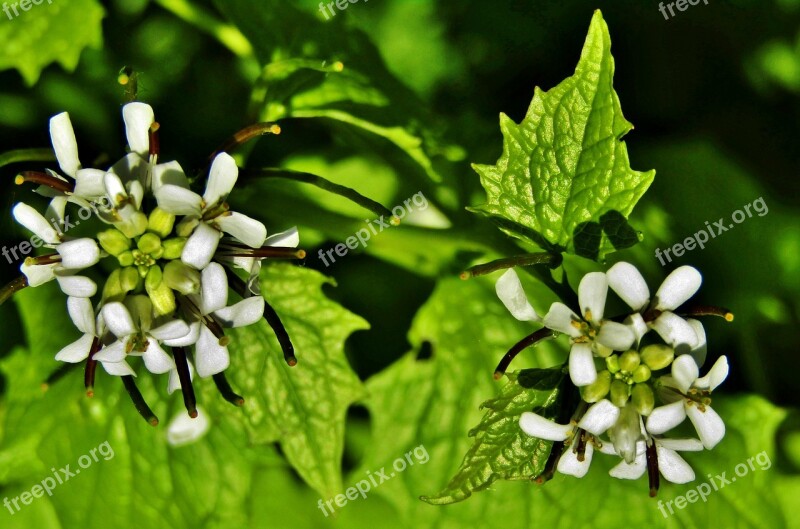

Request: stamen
left=493, top=328, right=555, bottom=379
left=460, top=252, right=561, bottom=279
left=15, top=171, right=74, bottom=194
left=172, top=346, right=197, bottom=418
left=645, top=440, right=660, bottom=497
left=84, top=337, right=102, bottom=397
left=0, top=276, right=28, bottom=307
left=121, top=375, right=159, bottom=426
left=210, top=122, right=281, bottom=159
left=680, top=305, right=734, bottom=322
left=213, top=372, right=245, bottom=407
left=575, top=429, right=588, bottom=462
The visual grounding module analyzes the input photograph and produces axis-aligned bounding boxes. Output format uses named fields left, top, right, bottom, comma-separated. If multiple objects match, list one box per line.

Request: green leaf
left=212, top=263, right=368, bottom=500
left=470, top=10, right=654, bottom=261
left=422, top=368, right=565, bottom=505
left=213, top=0, right=460, bottom=183
left=0, top=0, right=104, bottom=85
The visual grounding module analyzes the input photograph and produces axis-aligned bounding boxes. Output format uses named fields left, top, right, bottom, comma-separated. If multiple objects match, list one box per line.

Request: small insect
left=117, top=66, right=139, bottom=102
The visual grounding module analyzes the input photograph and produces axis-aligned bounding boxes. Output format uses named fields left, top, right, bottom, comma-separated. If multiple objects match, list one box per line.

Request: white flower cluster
left=496, top=263, right=730, bottom=493
left=12, top=103, right=301, bottom=422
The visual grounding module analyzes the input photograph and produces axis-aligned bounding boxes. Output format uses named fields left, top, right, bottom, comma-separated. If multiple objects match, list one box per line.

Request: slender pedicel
left=42, top=363, right=79, bottom=391
left=121, top=375, right=159, bottom=426
left=172, top=346, right=197, bottom=418
left=15, top=171, right=74, bottom=194
left=215, top=245, right=306, bottom=259
left=646, top=440, right=660, bottom=497
left=84, top=337, right=102, bottom=397
left=211, top=122, right=281, bottom=160
left=493, top=328, right=555, bottom=379
left=0, top=276, right=29, bottom=307
left=213, top=372, right=245, bottom=407
left=535, top=441, right=565, bottom=484
left=460, top=252, right=562, bottom=280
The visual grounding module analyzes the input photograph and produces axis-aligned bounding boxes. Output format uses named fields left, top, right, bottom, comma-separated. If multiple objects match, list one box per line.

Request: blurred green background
left=0, top=0, right=799, bottom=528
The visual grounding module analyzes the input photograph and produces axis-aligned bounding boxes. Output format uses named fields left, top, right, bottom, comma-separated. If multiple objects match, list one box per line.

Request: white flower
left=605, top=437, right=703, bottom=484
left=186, top=262, right=266, bottom=377
left=166, top=406, right=211, bottom=447
left=542, top=272, right=635, bottom=386
left=55, top=297, right=101, bottom=363
left=97, top=296, right=192, bottom=376
left=646, top=355, right=728, bottom=448
left=495, top=269, right=541, bottom=322
left=216, top=227, right=300, bottom=295
left=12, top=203, right=100, bottom=296
left=155, top=152, right=267, bottom=269
left=519, top=399, right=620, bottom=478
left=607, top=262, right=704, bottom=349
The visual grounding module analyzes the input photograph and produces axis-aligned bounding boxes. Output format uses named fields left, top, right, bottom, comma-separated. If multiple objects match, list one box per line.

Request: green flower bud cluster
left=580, top=344, right=675, bottom=416
left=98, top=207, right=195, bottom=316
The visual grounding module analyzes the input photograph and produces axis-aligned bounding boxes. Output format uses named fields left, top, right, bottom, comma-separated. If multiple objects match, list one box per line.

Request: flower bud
left=641, top=344, right=674, bottom=371
left=610, top=379, right=630, bottom=407
left=632, top=364, right=651, bottom=383
left=162, top=237, right=187, bottom=260
left=102, top=269, right=124, bottom=302
left=148, top=207, right=175, bottom=238
left=120, top=266, right=141, bottom=292
left=97, top=229, right=131, bottom=256
left=580, top=370, right=611, bottom=403
left=606, top=354, right=621, bottom=374
left=632, top=383, right=655, bottom=416
left=164, top=260, right=200, bottom=295
left=619, top=350, right=640, bottom=373
left=118, top=211, right=148, bottom=238
left=176, top=216, right=200, bottom=237
left=146, top=268, right=175, bottom=316
left=145, top=265, right=163, bottom=292
left=610, top=403, right=641, bottom=464
left=137, top=233, right=162, bottom=255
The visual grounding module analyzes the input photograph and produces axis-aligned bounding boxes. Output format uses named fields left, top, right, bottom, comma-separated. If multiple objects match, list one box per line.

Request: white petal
left=658, top=438, right=704, bottom=452
left=557, top=443, right=593, bottom=478
left=200, top=262, right=229, bottom=314
left=596, top=321, right=635, bottom=351
left=49, top=112, right=80, bottom=177
left=155, top=184, right=203, bottom=216
left=163, top=321, right=201, bottom=347
left=265, top=227, right=299, bottom=248
left=646, top=401, right=687, bottom=435
left=578, top=272, right=608, bottom=321
left=45, top=195, right=67, bottom=230
left=13, top=203, right=60, bottom=244
left=204, top=152, right=238, bottom=207
left=624, top=312, right=649, bottom=345
left=73, top=169, right=107, bottom=198
left=607, top=262, right=651, bottom=311
left=54, top=333, right=94, bottom=362
left=495, top=269, right=539, bottom=322
left=151, top=161, right=189, bottom=192
left=578, top=399, right=620, bottom=436
left=104, top=172, right=128, bottom=205
left=149, top=319, right=191, bottom=341
left=215, top=297, right=264, bottom=328
left=685, top=318, right=707, bottom=368
left=167, top=407, right=211, bottom=447
left=55, top=275, right=97, bottom=297
left=127, top=180, right=144, bottom=210
left=686, top=405, right=725, bottom=449
left=102, top=302, right=137, bottom=337
left=215, top=213, right=267, bottom=248
left=608, top=453, right=647, bottom=480
left=655, top=266, right=702, bottom=311
left=518, top=412, right=571, bottom=441
left=168, top=360, right=195, bottom=394
left=569, top=343, right=597, bottom=387
left=122, top=102, right=154, bottom=158
left=671, top=354, right=700, bottom=393
left=21, top=262, right=56, bottom=287
left=93, top=341, right=127, bottom=363
left=656, top=446, right=696, bottom=484
left=194, top=325, right=230, bottom=377
left=57, top=238, right=100, bottom=269
left=543, top=303, right=582, bottom=337
left=141, top=338, right=176, bottom=374
left=652, top=311, right=700, bottom=348
left=181, top=222, right=220, bottom=270
left=100, top=359, right=136, bottom=377
left=695, top=356, right=729, bottom=392
left=67, top=296, right=95, bottom=334
left=109, top=153, right=147, bottom=185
